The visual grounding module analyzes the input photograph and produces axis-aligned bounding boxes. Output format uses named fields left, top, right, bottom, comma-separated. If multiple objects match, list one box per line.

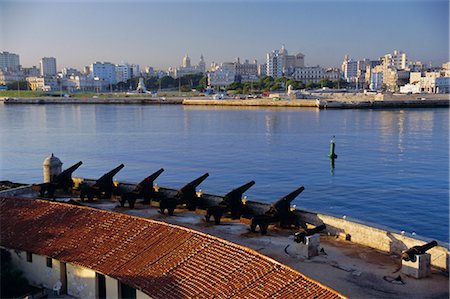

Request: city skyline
left=1, top=0, right=448, bottom=70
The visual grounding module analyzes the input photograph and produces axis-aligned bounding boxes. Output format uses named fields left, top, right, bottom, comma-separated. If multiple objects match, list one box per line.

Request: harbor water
left=0, top=104, right=448, bottom=243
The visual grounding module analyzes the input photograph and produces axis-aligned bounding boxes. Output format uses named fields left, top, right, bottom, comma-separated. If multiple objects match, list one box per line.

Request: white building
left=40, top=57, right=57, bottom=77
left=173, top=54, right=205, bottom=78
left=324, top=68, right=340, bottom=81
left=208, top=63, right=236, bottom=87
left=89, top=62, right=116, bottom=85
left=292, top=66, right=324, bottom=83
left=267, top=50, right=283, bottom=78
left=115, top=64, right=131, bottom=83
left=258, top=63, right=267, bottom=77
left=382, top=50, right=408, bottom=70
left=0, top=51, right=20, bottom=71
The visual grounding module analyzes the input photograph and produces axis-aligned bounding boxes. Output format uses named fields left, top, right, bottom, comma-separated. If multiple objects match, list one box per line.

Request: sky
left=0, top=0, right=448, bottom=70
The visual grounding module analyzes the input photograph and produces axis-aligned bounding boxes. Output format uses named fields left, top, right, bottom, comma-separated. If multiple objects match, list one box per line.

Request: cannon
left=79, top=164, right=124, bottom=201
left=250, top=186, right=304, bottom=234
left=159, top=173, right=209, bottom=215
left=402, top=241, right=438, bottom=262
left=118, top=168, right=164, bottom=208
left=294, top=224, right=326, bottom=244
left=32, top=161, right=83, bottom=198
left=205, top=180, right=255, bottom=224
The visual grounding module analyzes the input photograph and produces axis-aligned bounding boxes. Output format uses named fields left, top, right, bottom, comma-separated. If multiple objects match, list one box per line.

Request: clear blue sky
left=1, top=0, right=448, bottom=70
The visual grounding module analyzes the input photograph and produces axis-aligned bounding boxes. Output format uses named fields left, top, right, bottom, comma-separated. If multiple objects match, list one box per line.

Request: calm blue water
left=0, top=104, right=448, bottom=242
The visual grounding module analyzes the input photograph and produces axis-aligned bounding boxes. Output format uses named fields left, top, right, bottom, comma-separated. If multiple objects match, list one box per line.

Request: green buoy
left=328, top=136, right=338, bottom=159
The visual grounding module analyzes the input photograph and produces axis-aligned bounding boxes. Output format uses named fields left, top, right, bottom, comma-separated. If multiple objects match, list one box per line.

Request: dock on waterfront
left=2, top=94, right=448, bottom=109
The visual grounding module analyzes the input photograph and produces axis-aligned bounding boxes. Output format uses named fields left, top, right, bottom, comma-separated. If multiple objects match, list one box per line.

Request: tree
left=196, top=76, right=207, bottom=91
left=159, top=76, right=175, bottom=89
left=6, top=80, right=28, bottom=90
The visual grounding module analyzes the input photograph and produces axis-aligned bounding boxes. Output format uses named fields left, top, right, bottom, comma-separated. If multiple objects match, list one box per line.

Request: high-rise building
left=266, top=45, right=305, bottom=78
left=382, top=50, right=408, bottom=70
left=0, top=52, right=20, bottom=71
left=266, top=50, right=283, bottom=78
left=89, top=62, right=116, bottom=85
left=40, top=57, right=57, bottom=76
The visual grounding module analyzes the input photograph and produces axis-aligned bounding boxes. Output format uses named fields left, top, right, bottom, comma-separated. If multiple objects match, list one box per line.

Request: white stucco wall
left=137, top=289, right=151, bottom=299
left=8, top=249, right=61, bottom=289
left=66, top=263, right=96, bottom=299
left=106, top=275, right=119, bottom=299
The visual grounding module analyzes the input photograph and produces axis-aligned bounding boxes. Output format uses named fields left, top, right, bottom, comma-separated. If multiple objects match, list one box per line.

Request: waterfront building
left=208, top=62, right=236, bottom=87
left=341, top=55, right=372, bottom=88
left=436, top=77, right=450, bottom=93
left=266, top=45, right=305, bottom=78
left=0, top=51, right=20, bottom=71
left=26, top=76, right=58, bottom=91
left=292, top=66, right=324, bottom=84
left=0, top=70, right=24, bottom=84
left=115, top=64, right=131, bottom=83
left=40, top=57, right=57, bottom=77
left=144, top=66, right=155, bottom=77
left=324, top=68, right=340, bottom=81
left=369, top=68, right=384, bottom=91
left=89, top=62, right=116, bottom=85
left=64, top=75, right=97, bottom=91
left=400, top=70, right=449, bottom=94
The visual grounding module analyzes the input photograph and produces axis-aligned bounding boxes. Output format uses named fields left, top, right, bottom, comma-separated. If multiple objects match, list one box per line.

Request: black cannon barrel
left=272, top=186, right=305, bottom=213
left=294, top=224, right=326, bottom=243
left=402, top=240, right=438, bottom=262
left=224, top=180, right=255, bottom=199
left=136, top=168, right=164, bottom=190
left=55, top=161, right=83, bottom=182
left=95, top=164, right=125, bottom=186
left=179, top=173, right=209, bottom=193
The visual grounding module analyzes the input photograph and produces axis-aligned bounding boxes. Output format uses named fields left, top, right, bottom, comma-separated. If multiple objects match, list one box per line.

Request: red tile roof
left=0, top=197, right=344, bottom=299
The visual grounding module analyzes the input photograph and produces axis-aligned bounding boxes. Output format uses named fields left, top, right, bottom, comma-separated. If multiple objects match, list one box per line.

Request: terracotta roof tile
left=0, top=197, right=345, bottom=299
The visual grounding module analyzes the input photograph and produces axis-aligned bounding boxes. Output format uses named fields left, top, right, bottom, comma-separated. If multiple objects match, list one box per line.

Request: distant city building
left=182, top=54, right=191, bottom=68
left=172, top=54, right=205, bottom=78
left=436, top=77, right=450, bottom=93
left=324, top=68, right=340, bottom=81
left=266, top=50, right=283, bottom=78
left=40, top=57, right=57, bottom=76
left=258, top=63, right=267, bottom=77
left=292, top=66, right=324, bottom=83
left=89, top=62, right=116, bottom=85
left=22, top=66, right=40, bottom=77
left=266, top=45, right=305, bottom=78
left=235, top=58, right=258, bottom=81
left=198, top=55, right=206, bottom=73
left=115, top=64, right=131, bottom=83
left=64, top=75, right=96, bottom=91
left=61, top=67, right=80, bottom=77
left=144, top=66, right=155, bottom=77
left=26, top=76, right=58, bottom=91
left=0, top=70, right=24, bottom=84
left=208, top=62, right=236, bottom=87
left=0, top=51, right=20, bottom=71
left=382, top=50, right=408, bottom=70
